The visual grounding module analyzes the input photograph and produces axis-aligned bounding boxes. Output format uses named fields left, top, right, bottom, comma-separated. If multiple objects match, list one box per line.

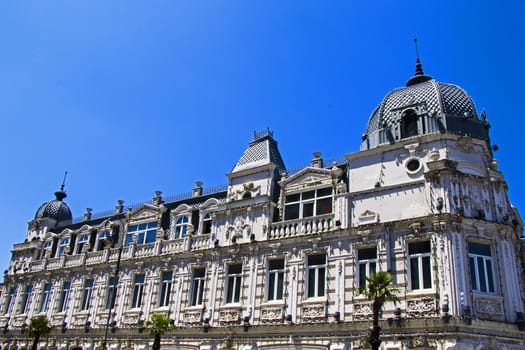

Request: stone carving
left=260, top=306, right=283, bottom=324
left=219, top=309, right=240, bottom=325
left=474, top=296, right=504, bottom=321
left=301, top=304, right=326, bottom=322
left=353, top=302, right=372, bottom=321
left=406, top=297, right=437, bottom=317
left=183, top=310, right=203, bottom=325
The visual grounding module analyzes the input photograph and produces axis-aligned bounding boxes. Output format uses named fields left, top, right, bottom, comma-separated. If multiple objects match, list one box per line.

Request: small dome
left=34, top=188, right=72, bottom=227
left=361, top=77, right=490, bottom=150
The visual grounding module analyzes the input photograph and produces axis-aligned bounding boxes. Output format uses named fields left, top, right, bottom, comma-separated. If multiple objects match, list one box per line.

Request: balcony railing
left=269, top=214, right=335, bottom=240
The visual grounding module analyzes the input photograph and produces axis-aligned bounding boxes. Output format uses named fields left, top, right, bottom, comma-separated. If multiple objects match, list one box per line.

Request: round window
left=406, top=158, right=421, bottom=174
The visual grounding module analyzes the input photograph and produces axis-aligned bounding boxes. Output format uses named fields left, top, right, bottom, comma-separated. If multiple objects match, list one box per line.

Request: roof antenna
left=414, top=37, right=424, bottom=76
left=54, top=171, right=68, bottom=201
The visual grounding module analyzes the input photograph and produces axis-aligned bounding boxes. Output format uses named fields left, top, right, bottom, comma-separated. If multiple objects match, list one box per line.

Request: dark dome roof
left=361, top=75, right=490, bottom=150
left=35, top=189, right=72, bottom=227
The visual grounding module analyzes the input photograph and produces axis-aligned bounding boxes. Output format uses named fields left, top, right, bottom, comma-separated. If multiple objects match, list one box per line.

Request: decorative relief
left=219, top=309, right=240, bottom=325
left=474, top=296, right=504, bottom=321
left=406, top=297, right=437, bottom=317
left=301, top=304, right=326, bottom=323
left=121, top=310, right=142, bottom=326
left=71, top=313, right=90, bottom=327
left=183, top=310, right=203, bottom=325
left=260, top=306, right=283, bottom=324
left=353, top=303, right=372, bottom=321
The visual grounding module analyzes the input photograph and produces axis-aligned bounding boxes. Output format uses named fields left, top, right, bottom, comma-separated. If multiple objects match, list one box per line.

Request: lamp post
left=102, top=218, right=125, bottom=350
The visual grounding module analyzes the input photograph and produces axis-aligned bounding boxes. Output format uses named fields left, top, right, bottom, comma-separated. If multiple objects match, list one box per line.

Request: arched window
left=401, top=110, right=419, bottom=139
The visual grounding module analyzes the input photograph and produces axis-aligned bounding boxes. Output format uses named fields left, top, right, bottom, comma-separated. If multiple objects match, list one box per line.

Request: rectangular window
left=76, top=234, right=90, bottom=254
left=190, top=268, right=206, bottom=306
left=23, top=286, right=33, bottom=314
left=358, top=247, right=377, bottom=291
left=40, top=283, right=52, bottom=313
left=59, top=282, right=70, bottom=313
left=307, top=254, right=326, bottom=298
left=267, top=259, right=284, bottom=301
left=81, top=279, right=94, bottom=311
left=125, top=222, right=157, bottom=246
left=202, top=214, right=212, bottom=235
left=284, top=187, right=333, bottom=221
left=57, top=238, right=70, bottom=257
left=408, top=241, right=432, bottom=290
left=96, top=231, right=109, bottom=251
left=105, top=277, right=119, bottom=310
left=5, top=287, right=17, bottom=315
left=174, top=216, right=189, bottom=239
left=131, top=274, right=145, bottom=308
left=226, top=264, right=242, bottom=304
left=159, top=272, right=173, bottom=307
left=468, top=242, right=495, bottom=293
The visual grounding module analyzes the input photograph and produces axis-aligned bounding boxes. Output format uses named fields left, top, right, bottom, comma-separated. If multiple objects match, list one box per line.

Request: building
left=1, top=60, right=524, bottom=350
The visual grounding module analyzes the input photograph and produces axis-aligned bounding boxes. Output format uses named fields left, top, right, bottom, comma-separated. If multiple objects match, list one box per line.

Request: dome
left=34, top=188, right=73, bottom=227
left=361, top=65, right=490, bottom=150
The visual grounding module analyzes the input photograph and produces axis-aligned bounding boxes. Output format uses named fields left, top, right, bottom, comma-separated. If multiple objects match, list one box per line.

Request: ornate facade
left=1, top=62, right=524, bottom=350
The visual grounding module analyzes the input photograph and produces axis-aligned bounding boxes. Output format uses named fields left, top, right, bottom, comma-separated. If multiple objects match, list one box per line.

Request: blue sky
left=1, top=1, right=524, bottom=280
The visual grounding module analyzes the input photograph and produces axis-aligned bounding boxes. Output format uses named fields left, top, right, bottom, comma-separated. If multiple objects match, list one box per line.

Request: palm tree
left=28, top=316, right=52, bottom=350
left=145, top=314, right=172, bottom=350
left=363, top=271, right=399, bottom=350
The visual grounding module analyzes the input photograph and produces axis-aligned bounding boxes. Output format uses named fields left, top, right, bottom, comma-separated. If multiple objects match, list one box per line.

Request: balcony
left=269, top=214, right=335, bottom=240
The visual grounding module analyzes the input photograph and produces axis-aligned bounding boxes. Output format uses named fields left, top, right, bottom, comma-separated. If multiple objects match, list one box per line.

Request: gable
left=281, top=168, right=333, bottom=192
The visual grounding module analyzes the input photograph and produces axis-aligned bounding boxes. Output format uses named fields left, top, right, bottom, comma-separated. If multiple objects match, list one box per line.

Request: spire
left=54, top=171, right=68, bottom=201
left=406, top=38, right=432, bottom=86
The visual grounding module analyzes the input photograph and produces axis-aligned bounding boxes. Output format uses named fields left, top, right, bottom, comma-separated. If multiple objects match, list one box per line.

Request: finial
left=414, top=38, right=424, bottom=76
left=406, top=38, right=432, bottom=87
left=61, top=171, right=68, bottom=191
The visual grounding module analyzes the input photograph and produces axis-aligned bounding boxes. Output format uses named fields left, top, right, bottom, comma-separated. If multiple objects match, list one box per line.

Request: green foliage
left=28, top=316, right=52, bottom=339
left=145, top=313, right=172, bottom=350
left=363, top=271, right=399, bottom=306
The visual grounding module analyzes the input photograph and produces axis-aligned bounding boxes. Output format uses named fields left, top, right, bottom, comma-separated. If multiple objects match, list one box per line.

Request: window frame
left=80, top=279, right=94, bottom=311
left=23, top=285, right=33, bottom=314
left=174, top=216, right=190, bottom=239
left=76, top=234, right=90, bottom=254
left=57, top=238, right=70, bottom=257
left=40, top=283, right=52, bottom=313
left=284, top=187, right=333, bottom=221
left=96, top=230, right=109, bottom=251
left=307, top=254, right=326, bottom=299
left=105, top=277, right=119, bottom=310
left=225, top=263, right=243, bottom=304
left=468, top=241, right=496, bottom=294
left=267, top=258, right=285, bottom=302
left=58, top=281, right=70, bottom=313
left=131, top=274, right=146, bottom=309
left=5, top=287, right=17, bottom=315
left=201, top=213, right=212, bottom=235
left=357, top=246, right=377, bottom=292
left=125, top=221, right=157, bottom=246
left=408, top=240, right=433, bottom=291
left=190, top=268, right=206, bottom=307
left=159, top=271, right=173, bottom=308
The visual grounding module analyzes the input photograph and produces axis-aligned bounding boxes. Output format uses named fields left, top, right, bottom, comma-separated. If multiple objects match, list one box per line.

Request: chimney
left=311, top=152, right=323, bottom=168
left=152, top=191, right=163, bottom=206
left=114, top=200, right=124, bottom=214
left=83, top=208, right=92, bottom=222
left=192, top=181, right=203, bottom=198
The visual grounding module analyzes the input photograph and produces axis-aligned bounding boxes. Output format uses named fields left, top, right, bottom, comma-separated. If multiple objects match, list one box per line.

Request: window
left=202, top=213, right=212, bottom=235
left=174, top=216, right=189, bottom=239
left=267, top=259, right=284, bottom=301
left=23, top=286, right=33, bottom=314
left=159, top=272, right=173, bottom=307
left=226, top=264, right=242, bottom=304
left=96, top=231, right=109, bottom=251
left=81, top=279, right=94, bottom=311
left=358, top=247, right=377, bottom=292
left=125, top=222, right=157, bottom=246
left=57, top=238, right=70, bottom=257
left=76, top=234, right=90, bottom=253
left=43, top=240, right=53, bottom=257
left=468, top=242, right=495, bottom=293
left=5, top=287, right=17, bottom=315
left=105, top=277, right=119, bottom=309
left=284, top=187, right=332, bottom=221
left=401, top=110, right=420, bottom=139
left=131, top=274, right=145, bottom=309
left=408, top=241, right=432, bottom=290
left=40, top=283, right=52, bottom=313
left=307, top=254, right=326, bottom=298
left=58, top=282, right=70, bottom=313
left=190, top=268, right=206, bottom=306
